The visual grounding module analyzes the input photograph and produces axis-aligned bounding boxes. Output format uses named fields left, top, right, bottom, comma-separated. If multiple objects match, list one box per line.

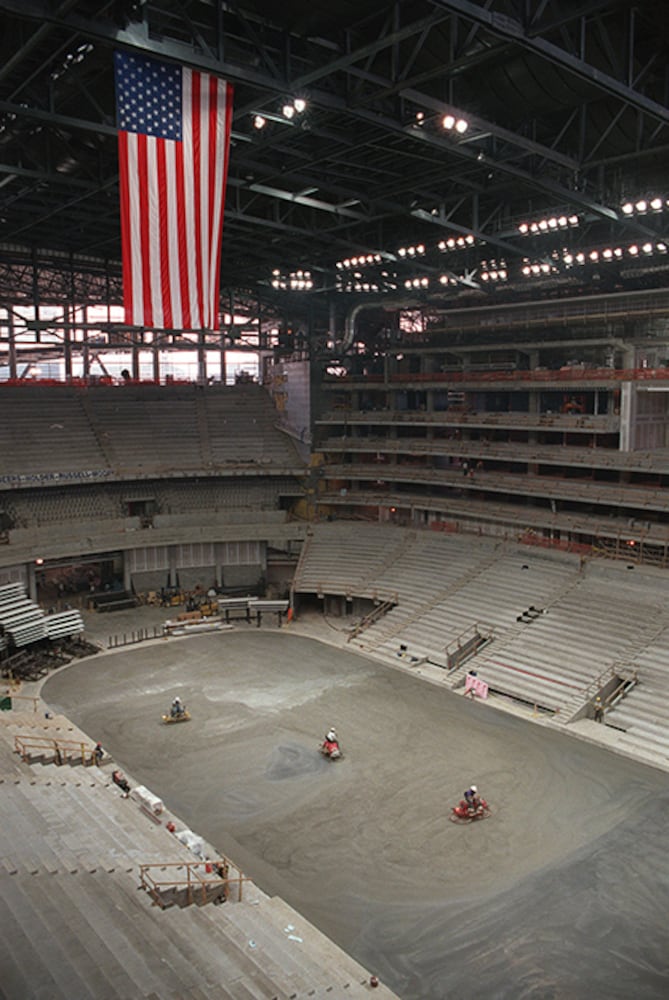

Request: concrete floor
left=42, top=628, right=669, bottom=1000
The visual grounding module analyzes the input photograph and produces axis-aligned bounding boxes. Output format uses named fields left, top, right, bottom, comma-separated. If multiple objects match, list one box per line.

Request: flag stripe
left=174, top=143, right=191, bottom=329
left=182, top=69, right=200, bottom=328
left=136, top=135, right=153, bottom=328
left=209, top=82, right=232, bottom=329
left=164, top=146, right=181, bottom=329
left=155, top=141, right=171, bottom=329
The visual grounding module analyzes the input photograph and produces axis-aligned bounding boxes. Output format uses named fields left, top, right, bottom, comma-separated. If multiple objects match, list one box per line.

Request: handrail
left=139, top=859, right=251, bottom=908
left=2, top=693, right=39, bottom=712
left=347, top=597, right=397, bottom=641
left=444, top=622, right=495, bottom=657
left=323, top=365, right=669, bottom=385
left=444, top=622, right=495, bottom=671
left=14, top=734, right=98, bottom=765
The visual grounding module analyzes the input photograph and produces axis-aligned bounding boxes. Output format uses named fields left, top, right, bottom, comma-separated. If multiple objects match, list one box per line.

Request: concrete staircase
left=0, top=711, right=398, bottom=999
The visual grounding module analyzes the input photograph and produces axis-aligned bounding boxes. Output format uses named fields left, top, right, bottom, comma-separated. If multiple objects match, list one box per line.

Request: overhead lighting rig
left=49, top=42, right=95, bottom=82
left=479, top=259, right=508, bottom=282
left=397, top=244, right=426, bottom=257
left=518, top=214, right=579, bottom=235
left=437, top=234, right=478, bottom=251
left=441, top=114, right=469, bottom=134
left=621, top=196, right=667, bottom=216
left=336, top=253, right=383, bottom=269
left=410, top=108, right=470, bottom=135
left=250, top=98, right=307, bottom=131
left=271, top=269, right=314, bottom=291
left=336, top=271, right=399, bottom=293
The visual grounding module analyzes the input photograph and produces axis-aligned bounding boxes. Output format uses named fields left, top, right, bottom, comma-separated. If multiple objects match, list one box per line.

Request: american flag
left=114, top=51, right=233, bottom=330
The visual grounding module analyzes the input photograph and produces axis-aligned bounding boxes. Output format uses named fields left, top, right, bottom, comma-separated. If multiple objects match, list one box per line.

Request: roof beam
left=400, top=88, right=579, bottom=171
left=429, top=0, right=669, bottom=124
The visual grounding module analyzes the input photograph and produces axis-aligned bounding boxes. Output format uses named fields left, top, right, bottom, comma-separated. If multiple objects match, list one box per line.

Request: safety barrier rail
left=1, top=693, right=39, bottom=711
left=323, top=366, right=669, bottom=385
left=14, top=734, right=99, bottom=766
left=444, top=623, right=495, bottom=671
left=139, top=858, right=252, bottom=908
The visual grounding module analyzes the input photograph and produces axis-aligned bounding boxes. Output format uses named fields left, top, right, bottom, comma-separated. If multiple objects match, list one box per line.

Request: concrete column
left=619, top=382, right=634, bottom=452
left=8, top=311, right=17, bottom=379
left=123, top=555, right=132, bottom=592
left=132, top=336, right=141, bottom=380
left=64, top=308, right=72, bottom=380
left=168, top=546, right=178, bottom=587
left=214, top=542, right=224, bottom=587
left=27, top=562, right=37, bottom=603
left=197, top=329, right=207, bottom=384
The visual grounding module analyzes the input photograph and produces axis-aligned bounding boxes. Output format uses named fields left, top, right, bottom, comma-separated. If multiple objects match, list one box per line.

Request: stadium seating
left=0, top=721, right=395, bottom=999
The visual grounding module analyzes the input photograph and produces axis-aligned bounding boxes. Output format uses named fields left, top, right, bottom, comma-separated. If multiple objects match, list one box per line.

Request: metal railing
left=444, top=623, right=495, bottom=671
left=14, top=734, right=99, bottom=766
left=1, top=693, right=39, bottom=712
left=139, top=858, right=251, bottom=908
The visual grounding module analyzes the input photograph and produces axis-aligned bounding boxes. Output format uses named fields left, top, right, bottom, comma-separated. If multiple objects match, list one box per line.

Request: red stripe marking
left=136, top=134, right=153, bottom=328
left=174, top=140, right=190, bottom=329
left=191, top=71, right=204, bottom=328
left=117, top=131, right=134, bottom=323
left=156, top=141, right=172, bottom=329
left=484, top=659, right=582, bottom=690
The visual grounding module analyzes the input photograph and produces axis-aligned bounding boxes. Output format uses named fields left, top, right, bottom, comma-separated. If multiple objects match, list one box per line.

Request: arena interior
left=2, top=2, right=669, bottom=999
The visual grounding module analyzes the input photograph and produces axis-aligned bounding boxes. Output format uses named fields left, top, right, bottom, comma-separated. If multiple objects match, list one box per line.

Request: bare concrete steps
left=62, top=870, right=194, bottom=997
left=17, top=870, right=126, bottom=998
left=161, top=904, right=292, bottom=998
left=110, top=876, right=236, bottom=995
left=612, top=724, right=669, bottom=755
left=263, top=894, right=380, bottom=990
left=216, top=902, right=337, bottom=996
left=186, top=905, right=308, bottom=998
left=0, top=773, right=192, bottom=877
left=1, top=872, right=99, bottom=999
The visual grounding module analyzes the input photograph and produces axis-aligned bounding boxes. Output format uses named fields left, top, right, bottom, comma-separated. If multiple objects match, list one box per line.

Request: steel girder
left=0, top=0, right=667, bottom=322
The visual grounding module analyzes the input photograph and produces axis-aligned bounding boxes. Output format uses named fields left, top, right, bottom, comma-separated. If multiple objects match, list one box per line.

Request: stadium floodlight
left=442, top=114, right=456, bottom=130
left=621, top=202, right=634, bottom=215
left=293, top=98, right=307, bottom=114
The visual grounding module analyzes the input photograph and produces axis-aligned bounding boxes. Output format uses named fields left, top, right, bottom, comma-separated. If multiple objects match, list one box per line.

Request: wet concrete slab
left=43, top=631, right=669, bottom=1000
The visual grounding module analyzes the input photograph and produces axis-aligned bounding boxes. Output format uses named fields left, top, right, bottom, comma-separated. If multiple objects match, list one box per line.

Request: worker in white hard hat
left=464, top=784, right=481, bottom=814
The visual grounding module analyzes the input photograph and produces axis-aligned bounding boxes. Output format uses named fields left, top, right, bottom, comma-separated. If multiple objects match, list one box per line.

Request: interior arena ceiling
left=0, top=0, right=668, bottom=322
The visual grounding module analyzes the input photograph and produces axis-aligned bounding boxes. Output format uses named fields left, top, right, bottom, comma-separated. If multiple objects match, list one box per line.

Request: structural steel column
left=8, top=311, right=17, bottom=379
